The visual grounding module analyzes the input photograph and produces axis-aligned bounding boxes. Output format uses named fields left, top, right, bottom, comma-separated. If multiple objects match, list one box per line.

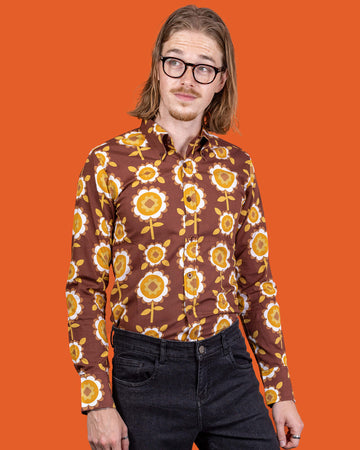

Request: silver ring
left=121, top=436, right=129, bottom=440
left=292, top=435, right=301, bottom=439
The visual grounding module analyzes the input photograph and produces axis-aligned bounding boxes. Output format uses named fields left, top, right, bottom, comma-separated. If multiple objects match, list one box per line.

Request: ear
left=156, top=61, right=161, bottom=82
left=215, top=69, right=228, bottom=93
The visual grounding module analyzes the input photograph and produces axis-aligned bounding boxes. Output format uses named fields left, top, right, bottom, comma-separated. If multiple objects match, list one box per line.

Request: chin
left=169, top=109, right=198, bottom=122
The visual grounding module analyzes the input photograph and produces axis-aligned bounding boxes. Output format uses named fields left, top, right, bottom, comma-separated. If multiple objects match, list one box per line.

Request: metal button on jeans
left=199, top=345, right=205, bottom=354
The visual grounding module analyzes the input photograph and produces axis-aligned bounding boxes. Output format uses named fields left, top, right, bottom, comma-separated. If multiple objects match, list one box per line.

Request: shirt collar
left=140, top=119, right=214, bottom=160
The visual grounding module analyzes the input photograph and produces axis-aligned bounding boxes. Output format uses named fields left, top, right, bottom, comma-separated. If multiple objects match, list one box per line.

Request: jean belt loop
left=110, top=326, right=115, bottom=348
left=221, top=332, right=229, bottom=356
left=160, top=340, right=166, bottom=364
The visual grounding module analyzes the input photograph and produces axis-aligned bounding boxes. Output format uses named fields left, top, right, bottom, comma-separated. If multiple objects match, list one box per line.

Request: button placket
left=179, top=155, right=202, bottom=337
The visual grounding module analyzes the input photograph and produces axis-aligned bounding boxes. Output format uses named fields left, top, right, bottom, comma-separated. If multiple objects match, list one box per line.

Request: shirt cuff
left=79, top=369, right=115, bottom=414
left=263, top=365, right=295, bottom=406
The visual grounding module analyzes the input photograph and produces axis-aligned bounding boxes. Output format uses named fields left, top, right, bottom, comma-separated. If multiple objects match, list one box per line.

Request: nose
left=181, top=66, right=195, bottom=86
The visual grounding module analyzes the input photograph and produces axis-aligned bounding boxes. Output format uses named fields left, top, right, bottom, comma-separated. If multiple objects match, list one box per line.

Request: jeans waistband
left=111, top=320, right=241, bottom=360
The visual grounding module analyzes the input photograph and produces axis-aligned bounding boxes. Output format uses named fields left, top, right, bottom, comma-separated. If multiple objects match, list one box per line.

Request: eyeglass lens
left=163, top=58, right=217, bottom=84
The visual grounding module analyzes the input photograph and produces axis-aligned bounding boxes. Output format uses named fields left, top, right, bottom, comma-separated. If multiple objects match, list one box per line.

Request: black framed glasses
left=160, top=56, right=225, bottom=85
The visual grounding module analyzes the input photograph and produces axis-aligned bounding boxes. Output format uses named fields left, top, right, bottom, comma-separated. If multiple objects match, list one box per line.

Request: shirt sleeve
left=234, top=157, right=294, bottom=406
left=66, top=148, right=116, bottom=414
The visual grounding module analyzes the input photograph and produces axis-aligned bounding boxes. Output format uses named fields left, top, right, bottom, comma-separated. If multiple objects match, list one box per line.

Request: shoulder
left=80, top=124, right=150, bottom=174
left=89, top=124, right=144, bottom=159
left=205, top=131, right=254, bottom=170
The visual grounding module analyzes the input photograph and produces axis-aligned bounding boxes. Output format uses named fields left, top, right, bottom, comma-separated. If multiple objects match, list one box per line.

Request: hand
left=87, top=408, right=129, bottom=450
left=272, top=400, right=304, bottom=449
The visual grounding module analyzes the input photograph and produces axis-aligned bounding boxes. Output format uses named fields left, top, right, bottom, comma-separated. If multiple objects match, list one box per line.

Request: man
left=66, top=5, right=303, bottom=449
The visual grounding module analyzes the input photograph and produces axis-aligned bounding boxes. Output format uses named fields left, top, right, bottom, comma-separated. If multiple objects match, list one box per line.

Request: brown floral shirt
left=66, top=119, right=294, bottom=413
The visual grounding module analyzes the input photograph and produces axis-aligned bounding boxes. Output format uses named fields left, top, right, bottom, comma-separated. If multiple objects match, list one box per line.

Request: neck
left=155, top=111, right=202, bottom=158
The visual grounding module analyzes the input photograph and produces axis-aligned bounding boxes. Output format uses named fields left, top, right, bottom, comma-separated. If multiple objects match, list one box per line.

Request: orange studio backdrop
left=1, top=0, right=359, bottom=449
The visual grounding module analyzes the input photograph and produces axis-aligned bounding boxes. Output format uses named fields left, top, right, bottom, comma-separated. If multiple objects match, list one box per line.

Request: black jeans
left=111, top=321, right=279, bottom=449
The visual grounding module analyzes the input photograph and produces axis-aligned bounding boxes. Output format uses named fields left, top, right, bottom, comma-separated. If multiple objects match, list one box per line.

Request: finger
left=275, top=421, right=286, bottom=448
left=121, top=437, right=130, bottom=450
left=286, top=434, right=301, bottom=448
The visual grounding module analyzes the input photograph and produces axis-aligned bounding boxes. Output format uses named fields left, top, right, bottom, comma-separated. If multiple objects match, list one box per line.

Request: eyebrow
left=165, top=48, right=217, bottom=65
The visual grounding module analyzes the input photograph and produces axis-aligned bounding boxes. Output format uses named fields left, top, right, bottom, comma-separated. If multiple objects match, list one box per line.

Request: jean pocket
left=112, top=351, right=159, bottom=386
left=227, top=338, right=253, bottom=371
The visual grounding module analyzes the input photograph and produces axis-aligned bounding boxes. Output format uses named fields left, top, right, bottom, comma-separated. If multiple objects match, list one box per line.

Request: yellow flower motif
left=248, top=205, right=261, bottom=225
left=188, top=323, right=202, bottom=341
left=265, top=387, right=280, bottom=404
left=282, top=354, right=288, bottom=366
left=216, top=292, right=230, bottom=311
left=76, top=176, right=86, bottom=199
left=152, top=123, right=167, bottom=135
left=73, top=208, right=87, bottom=240
left=99, top=218, right=111, bottom=237
left=113, top=250, right=131, bottom=281
left=137, top=271, right=169, bottom=303
left=183, top=159, right=197, bottom=177
left=260, top=362, right=279, bottom=380
left=249, top=229, right=269, bottom=260
left=95, top=166, right=110, bottom=197
left=145, top=244, right=166, bottom=266
left=219, top=212, right=235, bottom=235
left=108, top=175, right=122, bottom=200
left=66, top=290, right=82, bottom=320
left=184, top=267, right=205, bottom=299
left=143, top=327, right=163, bottom=338
left=229, top=271, right=238, bottom=292
left=209, top=243, right=230, bottom=271
left=81, top=375, right=103, bottom=408
left=113, top=220, right=127, bottom=243
left=213, top=315, right=233, bottom=334
left=112, top=301, right=127, bottom=322
left=264, top=302, right=281, bottom=332
left=94, top=316, right=108, bottom=346
left=93, top=243, right=111, bottom=273
left=210, top=164, right=237, bottom=192
left=94, top=293, right=105, bottom=310
left=260, top=280, right=277, bottom=297
left=177, top=323, right=202, bottom=342
left=183, top=183, right=205, bottom=214
left=69, top=341, right=83, bottom=364
left=237, top=292, right=249, bottom=316
left=185, top=240, right=198, bottom=261
left=173, top=160, right=198, bottom=185
left=133, top=188, right=167, bottom=221
left=212, top=146, right=229, bottom=159
left=173, top=163, right=184, bottom=185
left=177, top=327, right=188, bottom=341
left=136, top=164, right=158, bottom=183
left=67, top=261, right=79, bottom=283
left=94, top=150, right=109, bottom=167
left=119, top=132, right=147, bottom=147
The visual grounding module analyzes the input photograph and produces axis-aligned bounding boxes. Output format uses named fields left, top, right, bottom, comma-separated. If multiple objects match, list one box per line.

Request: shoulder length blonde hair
left=129, top=5, right=237, bottom=135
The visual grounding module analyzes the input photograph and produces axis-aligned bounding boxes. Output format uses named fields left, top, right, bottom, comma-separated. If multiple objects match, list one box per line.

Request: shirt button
left=187, top=272, right=192, bottom=278
left=187, top=309, right=193, bottom=315
left=199, top=345, right=205, bottom=354
left=183, top=162, right=187, bottom=168
left=186, top=196, right=192, bottom=202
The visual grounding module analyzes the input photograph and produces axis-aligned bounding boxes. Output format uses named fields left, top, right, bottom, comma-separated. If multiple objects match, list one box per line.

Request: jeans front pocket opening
left=112, top=351, right=160, bottom=387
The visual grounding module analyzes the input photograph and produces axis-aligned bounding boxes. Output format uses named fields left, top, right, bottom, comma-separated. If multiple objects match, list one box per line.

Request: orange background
left=2, top=0, right=359, bottom=448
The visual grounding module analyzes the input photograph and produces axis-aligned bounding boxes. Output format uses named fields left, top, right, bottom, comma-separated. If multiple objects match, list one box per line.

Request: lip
left=174, top=92, right=198, bottom=102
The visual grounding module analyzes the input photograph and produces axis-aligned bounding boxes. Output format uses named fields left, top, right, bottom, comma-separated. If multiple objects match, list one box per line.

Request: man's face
left=157, top=30, right=227, bottom=124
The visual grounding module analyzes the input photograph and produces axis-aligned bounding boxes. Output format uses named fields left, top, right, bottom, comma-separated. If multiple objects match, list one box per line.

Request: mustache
left=171, top=88, right=200, bottom=98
